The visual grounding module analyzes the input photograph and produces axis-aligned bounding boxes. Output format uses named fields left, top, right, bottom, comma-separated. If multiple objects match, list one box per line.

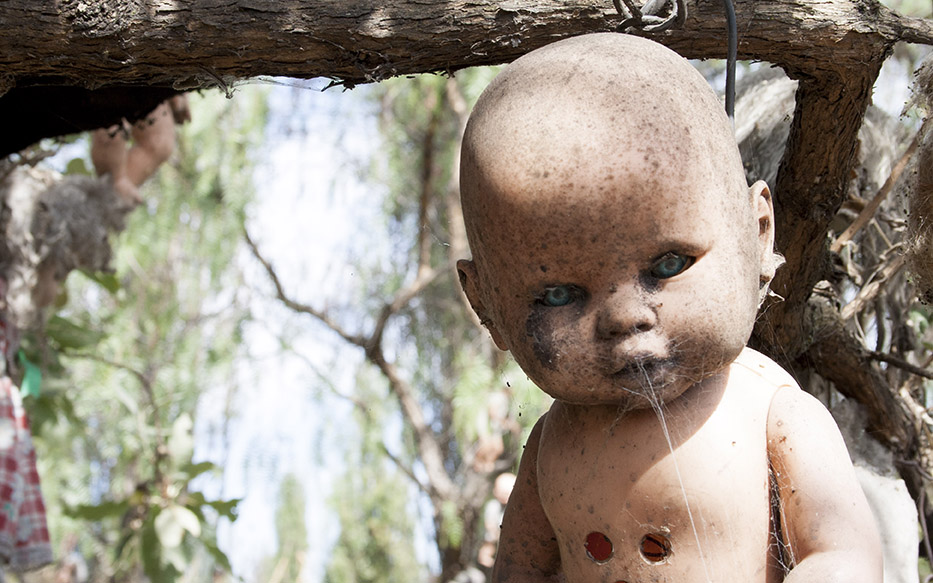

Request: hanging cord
left=723, top=0, right=737, bottom=121
left=613, top=0, right=738, bottom=122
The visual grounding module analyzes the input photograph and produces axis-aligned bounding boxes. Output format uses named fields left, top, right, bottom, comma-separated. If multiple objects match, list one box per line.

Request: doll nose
left=595, top=286, right=657, bottom=340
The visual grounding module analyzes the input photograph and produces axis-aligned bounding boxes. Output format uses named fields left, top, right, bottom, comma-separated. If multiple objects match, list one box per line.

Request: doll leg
left=123, top=102, right=177, bottom=197
left=90, top=124, right=137, bottom=204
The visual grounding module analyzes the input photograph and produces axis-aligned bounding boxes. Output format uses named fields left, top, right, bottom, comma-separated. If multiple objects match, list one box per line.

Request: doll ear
left=750, top=181, right=784, bottom=297
left=457, top=259, right=509, bottom=351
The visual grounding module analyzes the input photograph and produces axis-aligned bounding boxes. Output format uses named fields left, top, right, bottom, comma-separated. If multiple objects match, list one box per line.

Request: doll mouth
left=610, top=356, right=675, bottom=388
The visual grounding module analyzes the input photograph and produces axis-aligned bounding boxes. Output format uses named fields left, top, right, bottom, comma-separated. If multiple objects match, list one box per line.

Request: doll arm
left=492, top=415, right=562, bottom=583
left=767, top=386, right=883, bottom=582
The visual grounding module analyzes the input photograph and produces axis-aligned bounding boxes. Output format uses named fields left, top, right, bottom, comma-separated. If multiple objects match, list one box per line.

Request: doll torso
left=535, top=348, right=792, bottom=583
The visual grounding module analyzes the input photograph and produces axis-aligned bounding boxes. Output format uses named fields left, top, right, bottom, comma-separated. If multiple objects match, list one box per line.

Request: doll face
left=457, top=33, right=776, bottom=409
left=459, top=150, right=773, bottom=409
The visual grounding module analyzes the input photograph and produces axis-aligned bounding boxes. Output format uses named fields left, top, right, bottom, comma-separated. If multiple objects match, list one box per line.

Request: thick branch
left=755, top=63, right=885, bottom=362
left=367, top=348, right=457, bottom=500
left=0, top=0, right=925, bottom=152
left=804, top=296, right=915, bottom=453
left=0, top=0, right=920, bottom=91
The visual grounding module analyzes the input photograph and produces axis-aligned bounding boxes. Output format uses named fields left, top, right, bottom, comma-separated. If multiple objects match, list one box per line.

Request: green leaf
left=65, top=157, right=90, bottom=176
left=16, top=351, right=41, bottom=398
left=155, top=503, right=201, bottom=549
left=45, top=315, right=105, bottom=350
left=203, top=498, right=240, bottom=521
left=78, top=269, right=121, bottom=294
left=141, top=517, right=180, bottom=583
left=911, top=309, right=930, bottom=335
left=154, top=505, right=184, bottom=548
left=162, top=544, right=188, bottom=573
left=114, top=530, right=135, bottom=564
left=174, top=504, right=202, bottom=537
left=180, top=460, right=216, bottom=481
left=202, top=539, right=233, bottom=572
left=112, top=385, right=139, bottom=415
left=65, top=499, right=129, bottom=521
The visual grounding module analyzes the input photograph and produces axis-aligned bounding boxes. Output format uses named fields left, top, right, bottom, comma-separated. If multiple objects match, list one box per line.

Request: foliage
left=255, top=473, right=310, bottom=583
left=323, top=372, right=423, bottom=583
left=23, top=87, right=267, bottom=582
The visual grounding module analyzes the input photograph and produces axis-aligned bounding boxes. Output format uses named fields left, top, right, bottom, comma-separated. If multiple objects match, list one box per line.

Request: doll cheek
left=525, top=309, right=559, bottom=370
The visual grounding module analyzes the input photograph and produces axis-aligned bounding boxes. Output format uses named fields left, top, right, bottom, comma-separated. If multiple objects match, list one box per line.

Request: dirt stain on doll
left=526, top=308, right=557, bottom=370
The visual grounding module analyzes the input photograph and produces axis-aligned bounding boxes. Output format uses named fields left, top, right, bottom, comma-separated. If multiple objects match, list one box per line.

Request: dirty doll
left=456, top=33, right=882, bottom=583
left=91, top=94, right=190, bottom=206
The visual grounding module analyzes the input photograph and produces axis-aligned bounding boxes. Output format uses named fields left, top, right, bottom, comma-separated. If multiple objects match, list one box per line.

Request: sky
left=192, top=80, right=392, bottom=581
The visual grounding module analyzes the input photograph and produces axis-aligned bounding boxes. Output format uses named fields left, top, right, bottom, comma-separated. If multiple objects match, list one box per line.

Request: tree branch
left=242, top=226, right=367, bottom=347
left=870, top=351, right=933, bottom=381
left=1, top=0, right=922, bottom=91
left=244, top=192, right=450, bottom=500
left=841, top=253, right=907, bottom=320
left=69, top=351, right=149, bottom=388
left=367, top=348, right=457, bottom=500
left=296, top=352, right=431, bottom=495
left=368, top=88, right=442, bottom=351
left=831, top=125, right=922, bottom=254
left=804, top=295, right=915, bottom=452
left=754, top=61, right=886, bottom=363
left=1, top=0, right=927, bottom=152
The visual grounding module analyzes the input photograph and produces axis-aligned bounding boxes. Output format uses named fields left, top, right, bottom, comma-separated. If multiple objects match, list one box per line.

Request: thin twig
left=295, top=351, right=430, bottom=494
left=242, top=226, right=366, bottom=347
left=69, top=351, right=148, bottom=387
left=871, top=350, right=933, bottom=380
left=242, top=105, right=451, bottom=498
left=831, top=121, right=925, bottom=253
left=841, top=253, right=906, bottom=320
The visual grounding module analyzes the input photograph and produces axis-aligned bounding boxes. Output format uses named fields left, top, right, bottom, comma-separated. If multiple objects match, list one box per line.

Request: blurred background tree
left=16, top=88, right=265, bottom=582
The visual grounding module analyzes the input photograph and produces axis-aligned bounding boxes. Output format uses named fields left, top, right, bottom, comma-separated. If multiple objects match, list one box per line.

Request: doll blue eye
left=542, top=285, right=574, bottom=307
left=650, top=253, right=693, bottom=279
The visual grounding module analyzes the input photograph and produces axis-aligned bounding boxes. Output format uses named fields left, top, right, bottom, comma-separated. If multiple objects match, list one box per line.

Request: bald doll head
left=461, top=33, right=750, bottom=265
left=457, top=34, right=779, bottom=407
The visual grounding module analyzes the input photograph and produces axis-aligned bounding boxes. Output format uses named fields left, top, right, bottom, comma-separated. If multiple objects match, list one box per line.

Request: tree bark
left=2, top=0, right=930, bottom=88
left=2, top=0, right=932, bottom=152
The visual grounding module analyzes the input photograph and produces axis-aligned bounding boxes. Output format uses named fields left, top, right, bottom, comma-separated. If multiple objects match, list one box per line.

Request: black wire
left=723, top=0, right=737, bottom=122
left=611, top=0, right=736, bottom=122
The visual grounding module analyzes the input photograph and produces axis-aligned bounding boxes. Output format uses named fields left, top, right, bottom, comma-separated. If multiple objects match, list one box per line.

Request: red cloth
left=0, top=377, right=51, bottom=571
left=0, top=278, right=51, bottom=573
